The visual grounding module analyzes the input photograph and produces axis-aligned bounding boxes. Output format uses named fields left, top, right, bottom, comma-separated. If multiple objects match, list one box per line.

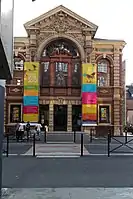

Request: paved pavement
left=25, top=143, right=89, bottom=157
left=2, top=188, right=133, bottom=199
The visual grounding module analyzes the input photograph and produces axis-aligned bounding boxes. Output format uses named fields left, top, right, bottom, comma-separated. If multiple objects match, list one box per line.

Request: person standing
left=26, top=121, right=30, bottom=141
left=15, top=121, right=20, bottom=142
left=18, top=122, right=25, bottom=142
left=35, top=122, right=42, bottom=140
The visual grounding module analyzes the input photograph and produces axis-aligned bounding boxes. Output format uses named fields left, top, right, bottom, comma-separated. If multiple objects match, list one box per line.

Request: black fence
left=3, top=131, right=89, bottom=157
left=3, top=129, right=133, bottom=158
left=107, top=131, right=133, bottom=157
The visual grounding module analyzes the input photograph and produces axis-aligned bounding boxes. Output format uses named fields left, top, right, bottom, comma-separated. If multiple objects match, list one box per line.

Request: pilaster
left=67, top=103, right=72, bottom=132
left=29, top=31, right=37, bottom=61
left=90, top=49, right=96, bottom=64
left=113, top=47, right=121, bottom=135
left=49, top=102, right=54, bottom=131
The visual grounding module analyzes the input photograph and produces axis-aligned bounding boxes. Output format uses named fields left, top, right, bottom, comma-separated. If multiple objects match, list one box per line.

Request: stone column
left=49, top=101, right=54, bottom=132
left=113, top=47, right=121, bottom=135
left=29, top=31, right=37, bottom=61
left=84, top=33, right=92, bottom=63
left=67, top=103, right=72, bottom=132
left=90, top=48, right=96, bottom=64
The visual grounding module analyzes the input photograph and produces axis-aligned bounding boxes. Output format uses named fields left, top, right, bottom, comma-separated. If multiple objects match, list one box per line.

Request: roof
left=24, top=5, right=98, bottom=34
left=94, top=38, right=126, bottom=46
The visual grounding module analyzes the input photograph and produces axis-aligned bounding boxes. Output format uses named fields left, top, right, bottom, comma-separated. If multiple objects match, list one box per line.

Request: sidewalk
left=2, top=188, right=133, bottom=199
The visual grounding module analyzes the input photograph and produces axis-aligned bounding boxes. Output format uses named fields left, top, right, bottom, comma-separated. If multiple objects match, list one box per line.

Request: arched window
left=40, top=39, right=81, bottom=87
left=97, top=59, right=110, bottom=87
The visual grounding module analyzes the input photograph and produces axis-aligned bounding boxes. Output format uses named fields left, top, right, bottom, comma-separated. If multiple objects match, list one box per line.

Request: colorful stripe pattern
left=23, top=62, right=39, bottom=122
left=82, top=63, right=97, bottom=126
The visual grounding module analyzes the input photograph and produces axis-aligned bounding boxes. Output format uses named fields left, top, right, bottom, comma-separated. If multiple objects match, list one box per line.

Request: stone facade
left=5, top=5, right=126, bottom=135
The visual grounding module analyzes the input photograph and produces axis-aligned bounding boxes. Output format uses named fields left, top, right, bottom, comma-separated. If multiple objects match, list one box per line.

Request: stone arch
left=95, top=54, right=114, bottom=66
left=17, top=53, right=26, bottom=61
left=36, top=34, right=85, bottom=61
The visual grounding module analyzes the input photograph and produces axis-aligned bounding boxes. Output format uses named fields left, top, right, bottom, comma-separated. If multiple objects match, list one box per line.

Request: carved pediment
left=24, top=5, right=98, bottom=36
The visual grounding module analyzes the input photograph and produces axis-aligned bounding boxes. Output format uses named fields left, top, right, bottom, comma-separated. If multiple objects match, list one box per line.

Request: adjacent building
left=5, top=5, right=126, bottom=135
left=126, top=85, right=133, bottom=124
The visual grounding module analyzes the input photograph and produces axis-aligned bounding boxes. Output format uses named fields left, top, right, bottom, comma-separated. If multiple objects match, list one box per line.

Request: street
left=2, top=156, right=133, bottom=188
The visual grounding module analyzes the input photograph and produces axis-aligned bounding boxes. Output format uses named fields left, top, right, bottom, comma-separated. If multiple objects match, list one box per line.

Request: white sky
left=14, top=0, right=133, bottom=85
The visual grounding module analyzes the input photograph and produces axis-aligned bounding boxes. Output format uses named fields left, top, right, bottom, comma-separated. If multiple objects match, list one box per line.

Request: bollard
left=44, top=128, right=47, bottom=143
left=81, top=132, right=83, bottom=156
left=125, top=130, right=127, bottom=144
left=73, top=131, right=76, bottom=143
left=108, top=132, right=110, bottom=157
left=33, top=133, right=35, bottom=157
left=90, top=129, right=93, bottom=143
left=6, top=135, right=9, bottom=157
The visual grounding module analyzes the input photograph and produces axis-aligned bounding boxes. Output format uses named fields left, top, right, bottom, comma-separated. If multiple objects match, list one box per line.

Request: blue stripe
left=23, top=96, right=39, bottom=106
left=82, top=84, right=97, bottom=92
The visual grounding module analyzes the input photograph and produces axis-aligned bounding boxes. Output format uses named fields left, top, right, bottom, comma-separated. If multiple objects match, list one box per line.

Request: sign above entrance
left=82, top=63, right=97, bottom=126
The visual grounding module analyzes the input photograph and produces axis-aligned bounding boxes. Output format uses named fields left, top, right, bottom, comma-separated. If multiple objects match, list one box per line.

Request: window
left=17, top=79, right=21, bottom=85
left=98, top=105, right=111, bottom=124
left=43, top=62, right=49, bottom=72
left=55, top=62, right=68, bottom=72
left=14, top=57, right=24, bottom=70
left=55, top=62, right=68, bottom=86
left=43, top=39, right=79, bottom=57
left=10, top=104, right=21, bottom=123
left=72, top=62, right=81, bottom=86
left=97, top=59, right=110, bottom=87
left=41, top=62, right=50, bottom=86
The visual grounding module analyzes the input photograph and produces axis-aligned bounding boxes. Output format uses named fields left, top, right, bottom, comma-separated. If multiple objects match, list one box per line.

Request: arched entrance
left=39, top=38, right=82, bottom=131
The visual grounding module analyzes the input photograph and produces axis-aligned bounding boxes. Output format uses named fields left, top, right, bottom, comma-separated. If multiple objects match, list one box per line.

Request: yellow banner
left=82, top=104, right=97, bottom=114
left=82, top=63, right=97, bottom=84
left=23, top=114, right=38, bottom=122
left=24, top=62, right=39, bottom=86
left=24, top=90, right=38, bottom=96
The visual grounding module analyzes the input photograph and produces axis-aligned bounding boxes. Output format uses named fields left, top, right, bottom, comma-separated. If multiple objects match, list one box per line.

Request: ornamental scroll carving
left=40, top=12, right=86, bottom=33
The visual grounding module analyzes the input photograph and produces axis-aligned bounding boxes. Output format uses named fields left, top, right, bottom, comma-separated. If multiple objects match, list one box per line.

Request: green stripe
left=24, top=85, right=39, bottom=90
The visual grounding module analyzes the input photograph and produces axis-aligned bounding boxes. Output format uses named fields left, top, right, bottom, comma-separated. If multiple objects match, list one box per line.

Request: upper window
left=97, top=59, right=110, bottom=87
left=41, top=39, right=79, bottom=58
left=72, top=62, right=81, bottom=86
left=14, top=56, right=24, bottom=70
left=55, top=62, right=68, bottom=86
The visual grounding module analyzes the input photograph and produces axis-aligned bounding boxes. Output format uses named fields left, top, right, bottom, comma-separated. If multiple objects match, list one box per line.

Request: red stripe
left=23, top=106, right=38, bottom=114
left=82, top=113, right=97, bottom=121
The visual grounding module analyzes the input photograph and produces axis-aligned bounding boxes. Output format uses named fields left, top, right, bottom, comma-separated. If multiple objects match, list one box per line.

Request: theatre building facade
left=5, top=5, right=126, bottom=135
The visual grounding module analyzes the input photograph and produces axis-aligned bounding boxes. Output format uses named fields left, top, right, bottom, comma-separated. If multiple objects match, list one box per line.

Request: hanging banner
left=23, top=62, right=39, bottom=122
left=82, top=63, right=97, bottom=126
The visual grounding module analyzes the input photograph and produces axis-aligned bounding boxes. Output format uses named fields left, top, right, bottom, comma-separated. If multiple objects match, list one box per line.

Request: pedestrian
left=35, top=122, right=42, bottom=140
left=26, top=121, right=30, bottom=141
left=15, top=121, right=20, bottom=142
left=18, top=121, right=25, bottom=142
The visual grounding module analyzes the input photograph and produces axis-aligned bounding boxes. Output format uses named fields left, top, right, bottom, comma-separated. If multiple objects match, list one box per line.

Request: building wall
left=5, top=6, right=126, bottom=135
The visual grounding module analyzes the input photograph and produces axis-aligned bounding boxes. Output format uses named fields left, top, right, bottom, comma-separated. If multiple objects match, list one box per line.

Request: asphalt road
left=2, top=156, right=133, bottom=188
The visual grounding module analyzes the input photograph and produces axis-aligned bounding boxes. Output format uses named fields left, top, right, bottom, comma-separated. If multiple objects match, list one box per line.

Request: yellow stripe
left=23, top=114, right=38, bottom=122
left=82, top=104, right=97, bottom=114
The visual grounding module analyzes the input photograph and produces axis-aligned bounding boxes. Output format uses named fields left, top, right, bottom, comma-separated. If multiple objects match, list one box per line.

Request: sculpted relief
left=36, top=11, right=86, bottom=46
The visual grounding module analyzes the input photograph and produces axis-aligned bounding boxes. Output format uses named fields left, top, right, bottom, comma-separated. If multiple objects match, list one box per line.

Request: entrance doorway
left=54, top=105, right=67, bottom=131
left=72, top=105, right=82, bottom=131
left=39, top=105, right=49, bottom=130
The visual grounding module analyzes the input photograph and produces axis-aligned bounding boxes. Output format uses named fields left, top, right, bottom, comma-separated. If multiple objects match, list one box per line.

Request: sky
left=13, top=0, right=133, bottom=85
